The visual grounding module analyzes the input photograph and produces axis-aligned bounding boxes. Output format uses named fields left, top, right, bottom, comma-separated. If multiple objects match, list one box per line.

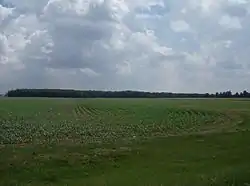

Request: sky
left=0, top=0, right=250, bottom=93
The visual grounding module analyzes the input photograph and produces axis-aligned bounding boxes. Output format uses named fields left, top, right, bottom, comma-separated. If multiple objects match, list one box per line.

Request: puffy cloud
left=219, top=14, right=242, bottom=29
left=170, top=20, right=191, bottom=32
left=225, top=5, right=247, bottom=17
left=0, top=3, right=13, bottom=22
left=0, top=0, right=249, bottom=93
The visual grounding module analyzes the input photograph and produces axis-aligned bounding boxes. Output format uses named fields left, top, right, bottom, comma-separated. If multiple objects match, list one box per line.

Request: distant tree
left=5, top=89, right=250, bottom=99
left=243, top=90, right=249, bottom=97
left=235, top=92, right=239, bottom=97
left=225, top=90, right=232, bottom=98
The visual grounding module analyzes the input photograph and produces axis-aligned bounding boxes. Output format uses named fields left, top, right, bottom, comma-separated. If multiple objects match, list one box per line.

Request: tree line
left=5, top=89, right=250, bottom=98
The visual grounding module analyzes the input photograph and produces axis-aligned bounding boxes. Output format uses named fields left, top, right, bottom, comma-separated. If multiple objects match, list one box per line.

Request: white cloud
left=0, top=4, right=13, bottom=22
left=116, top=61, right=132, bottom=76
left=80, top=68, right=100, bottom=77
left=228, top=0, right=249, bottom=5
left=189, top=0, right=224, bottom=14
left=219, top=14, right=242, bottom=29
left=170, top=20, right=191, bottom=32
left=223, top=40, right=232, bottom=48
left=0, top=0, right=250, bottom=93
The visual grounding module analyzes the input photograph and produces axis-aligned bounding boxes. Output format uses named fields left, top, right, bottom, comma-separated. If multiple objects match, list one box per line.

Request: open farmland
left=1, top=98, right=250, bottom=186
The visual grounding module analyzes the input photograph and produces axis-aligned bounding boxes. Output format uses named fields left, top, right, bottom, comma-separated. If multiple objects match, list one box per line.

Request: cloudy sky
left=0, top=0, right=250, bottom=93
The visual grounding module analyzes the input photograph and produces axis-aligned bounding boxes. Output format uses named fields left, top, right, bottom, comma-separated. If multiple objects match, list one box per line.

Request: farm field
left=0, top=98, right=250, bottom=186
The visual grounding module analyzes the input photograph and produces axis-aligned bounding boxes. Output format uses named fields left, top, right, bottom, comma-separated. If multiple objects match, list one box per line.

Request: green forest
left=5, top=88, right=250, bottom=98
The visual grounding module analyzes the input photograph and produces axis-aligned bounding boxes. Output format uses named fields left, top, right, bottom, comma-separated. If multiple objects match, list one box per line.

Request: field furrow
left=1, top=98, right=250, bottom=186
left=0, top=99, right=246, bottom=145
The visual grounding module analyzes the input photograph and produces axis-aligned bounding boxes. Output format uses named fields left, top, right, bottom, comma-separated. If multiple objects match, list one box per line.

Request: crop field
left=0, top=98, right=250, bottom=186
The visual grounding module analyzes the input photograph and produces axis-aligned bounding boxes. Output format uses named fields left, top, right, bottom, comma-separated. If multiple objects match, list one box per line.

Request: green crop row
left=0, top=99, right=239, bottom=145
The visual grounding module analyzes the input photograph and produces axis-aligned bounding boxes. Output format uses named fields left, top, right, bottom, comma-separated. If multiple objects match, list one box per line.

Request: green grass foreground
left=0, top=98, right=250, bottom=185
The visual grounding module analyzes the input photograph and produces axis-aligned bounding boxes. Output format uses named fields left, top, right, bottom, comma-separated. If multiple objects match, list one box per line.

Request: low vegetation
left=0, top=98, right=250, bottom=185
